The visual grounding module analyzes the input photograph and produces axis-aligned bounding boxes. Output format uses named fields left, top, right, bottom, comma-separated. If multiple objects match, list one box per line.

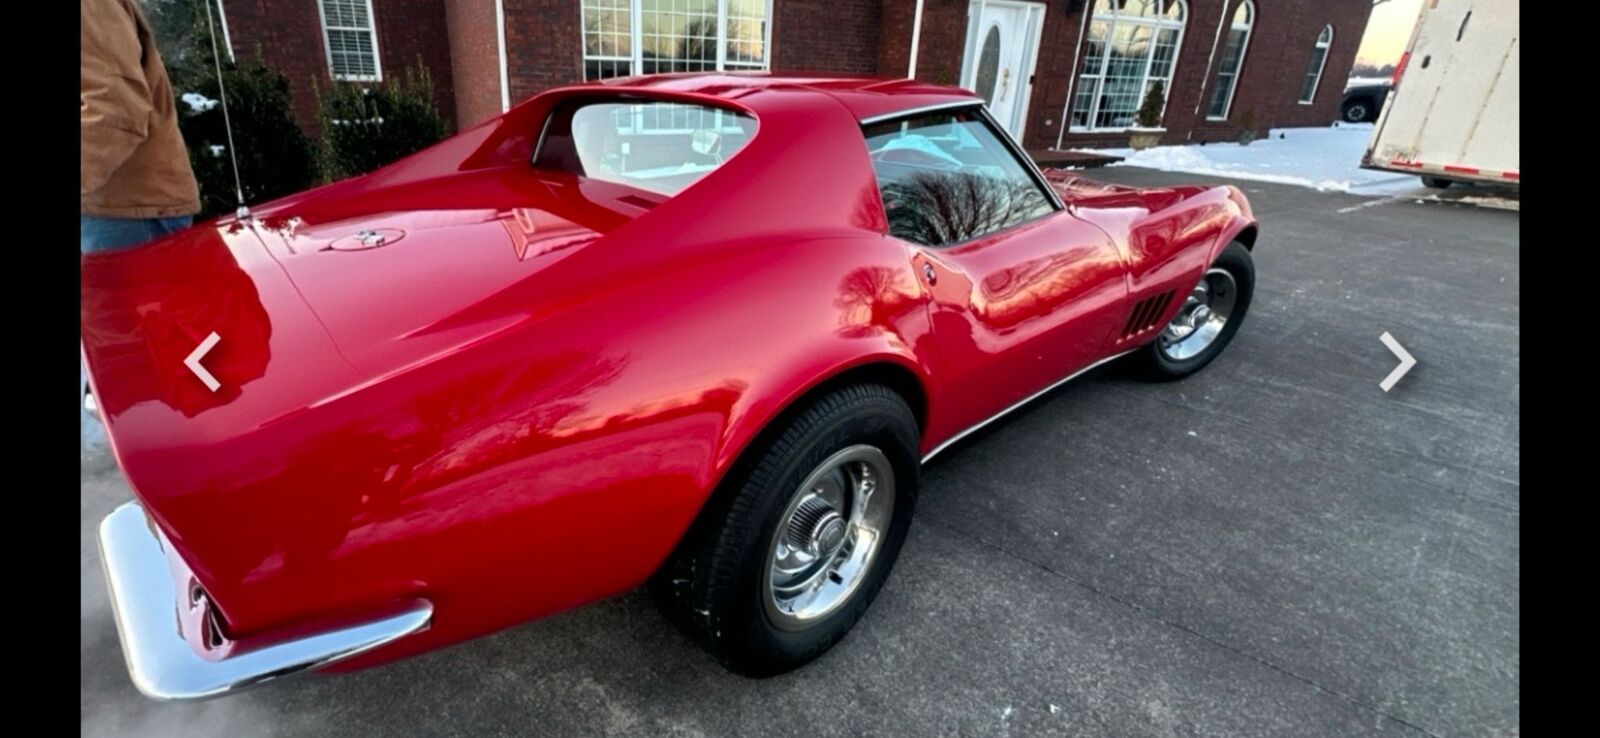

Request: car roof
left=588, top=72, right=982, bottom=124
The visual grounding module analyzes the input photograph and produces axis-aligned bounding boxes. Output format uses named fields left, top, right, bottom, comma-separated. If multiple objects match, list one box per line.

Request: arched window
left=1298, top=25, right=1334, bottom=103
left=1070, top=0, right=1189, bottom=131
left=1206, top=0, right=1254, bottom=120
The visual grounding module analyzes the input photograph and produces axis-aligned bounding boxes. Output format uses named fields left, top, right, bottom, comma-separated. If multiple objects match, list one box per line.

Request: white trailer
left=1361, top=0, right=1518, bottom=188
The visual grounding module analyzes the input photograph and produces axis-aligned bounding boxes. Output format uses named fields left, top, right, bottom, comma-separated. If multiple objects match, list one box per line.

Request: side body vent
left=1120, top=290, right=1176, bottom=341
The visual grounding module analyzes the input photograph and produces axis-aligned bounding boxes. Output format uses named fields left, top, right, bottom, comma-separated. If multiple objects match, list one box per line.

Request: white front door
left=960, top=1, right=1046, bottom=142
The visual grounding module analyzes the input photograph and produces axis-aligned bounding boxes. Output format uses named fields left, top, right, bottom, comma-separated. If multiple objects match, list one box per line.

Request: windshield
left=533, top=100, right=757, bottom=196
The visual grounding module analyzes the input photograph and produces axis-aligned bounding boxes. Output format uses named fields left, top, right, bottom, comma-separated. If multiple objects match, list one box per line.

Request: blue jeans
left=80, top=215, right=193, bottom=253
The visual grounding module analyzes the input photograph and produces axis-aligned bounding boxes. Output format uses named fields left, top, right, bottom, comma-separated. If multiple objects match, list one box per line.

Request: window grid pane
left=321, top=1, right=378, bottom=80
left=582, top=0, right=633, bottom=81
left=1299, top=47, right=1328, bottom=102
left=582, top=1, right=770, bottom=84
left=323, top=0, right=370, bottom=28
left=726, top=0, right=767, bottom=66
left=1095, top=24, right=1154, bottom=129
left=1069, top=5, right=1186, bottom=132
left=640, top=0, right=719, bottom=74
left=1298, top=26, right=1333, bottom=103
left=1070, top=77, right=1100, bottom=129
left=1207, top=27, right=1248, bottom=118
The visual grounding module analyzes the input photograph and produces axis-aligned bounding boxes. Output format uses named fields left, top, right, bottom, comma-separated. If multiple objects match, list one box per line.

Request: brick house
left=212, top=0, right=1370, bottom=150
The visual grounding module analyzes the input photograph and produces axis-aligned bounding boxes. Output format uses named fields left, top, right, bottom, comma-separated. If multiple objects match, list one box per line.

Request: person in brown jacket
left=81, top=0, right=201, bottom=253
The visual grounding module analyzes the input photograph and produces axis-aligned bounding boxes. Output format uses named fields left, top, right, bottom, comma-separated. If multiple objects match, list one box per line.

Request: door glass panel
left=975, top=26, right=1002, bottom=105
left=863, top=110, right=1054, bottom=248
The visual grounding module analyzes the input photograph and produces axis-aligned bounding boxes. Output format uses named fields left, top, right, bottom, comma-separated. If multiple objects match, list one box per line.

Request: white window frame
left=611, top=104, right=748, bottom=135
left=1297, top=24, right=1334, bottom=104
left=213, top=0, right=235, bottom=61
left=1068, top=0, right=1189, bottom=133
left=580, top=0, right=773, bottom=81
left=1206, top=0, right=1254, bottom=121
left=317, top=0, right=383, bottom=82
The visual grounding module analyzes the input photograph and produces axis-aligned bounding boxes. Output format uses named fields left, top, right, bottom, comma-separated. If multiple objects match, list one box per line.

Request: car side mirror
left=691, top=129, right=722, bottom=160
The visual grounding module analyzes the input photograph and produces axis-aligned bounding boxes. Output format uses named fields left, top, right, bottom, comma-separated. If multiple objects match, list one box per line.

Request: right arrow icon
left=1379, top=332, right=1416, bottom=393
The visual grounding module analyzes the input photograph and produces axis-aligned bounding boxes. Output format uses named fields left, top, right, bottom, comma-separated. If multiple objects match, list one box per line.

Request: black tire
left=650, top=383, right=920, bottom=677
left=1341, top=99, right=1371, bottom=123
left=1131, top=241, right=1254, bottom=380
left=1420, top=175, right=1453, bottom=189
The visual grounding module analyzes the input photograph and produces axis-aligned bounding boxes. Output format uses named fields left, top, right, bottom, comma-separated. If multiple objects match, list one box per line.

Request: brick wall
left=220, top=0, right=327, bottom=134
left=375, top=0, right=457, bottom=130
left=220, top=1, right=1370, bottom=148
left=447, top=0, right=503, bottom=127
left=1020, top=4, right=1089, bottom=150
left=872, top=0, right=1370, bottom=150
left=220, top=0, right=456, bottom=137
left=878, top=0, right=967, bottom=83
left=502, top=0, right=583, bottom=106
left=772, top=1, right=881, bottom=75
left=1050, top=0, right=1372, bottom=149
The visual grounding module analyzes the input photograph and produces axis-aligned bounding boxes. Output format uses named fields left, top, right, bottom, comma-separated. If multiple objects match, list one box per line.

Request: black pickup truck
left=1340, top=80, right=1392, bottom=123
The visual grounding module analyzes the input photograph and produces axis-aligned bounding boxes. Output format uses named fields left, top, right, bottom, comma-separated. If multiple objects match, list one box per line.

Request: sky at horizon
left=1356, top=0, right=1425, bottom=66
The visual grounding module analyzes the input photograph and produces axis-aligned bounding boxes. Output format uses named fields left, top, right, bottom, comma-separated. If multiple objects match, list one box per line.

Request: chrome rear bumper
left=96, top=502, right=433, bottom=700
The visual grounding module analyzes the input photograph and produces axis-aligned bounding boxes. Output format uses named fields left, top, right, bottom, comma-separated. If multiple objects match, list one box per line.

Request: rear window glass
left=532, top=101, right=756, bottom=196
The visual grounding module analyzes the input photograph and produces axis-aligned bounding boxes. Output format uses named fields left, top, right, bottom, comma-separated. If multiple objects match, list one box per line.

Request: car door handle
left=922, top=263, right=937, bottom=285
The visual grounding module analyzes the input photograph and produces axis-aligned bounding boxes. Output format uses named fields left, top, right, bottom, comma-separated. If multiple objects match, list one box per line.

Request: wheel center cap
left=813, top=515, right=847, bottom=554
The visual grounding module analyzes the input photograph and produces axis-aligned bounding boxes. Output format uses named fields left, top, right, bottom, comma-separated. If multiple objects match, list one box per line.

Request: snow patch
left=181, top=92, right=218, bottom=112
left=1083, top=124, right=1428, bottom=197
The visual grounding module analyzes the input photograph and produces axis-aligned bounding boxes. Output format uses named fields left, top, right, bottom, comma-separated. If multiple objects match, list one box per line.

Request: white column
left=496, top=0, right=510, bottom=112
left=908, top=0, right=927, bottom=78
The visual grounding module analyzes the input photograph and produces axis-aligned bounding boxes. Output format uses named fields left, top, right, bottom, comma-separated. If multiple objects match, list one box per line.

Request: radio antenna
left=200, top=0, right=249, bottom=220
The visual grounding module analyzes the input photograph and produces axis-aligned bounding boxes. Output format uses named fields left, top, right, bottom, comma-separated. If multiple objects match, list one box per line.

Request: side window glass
left=863, top=110, right=1055, bottom=247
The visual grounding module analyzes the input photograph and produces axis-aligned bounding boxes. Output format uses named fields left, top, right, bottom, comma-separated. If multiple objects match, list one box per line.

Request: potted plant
left=1127, top=82, right=1166, bottom=150
left=1238, top=109, right=1258, bottom=145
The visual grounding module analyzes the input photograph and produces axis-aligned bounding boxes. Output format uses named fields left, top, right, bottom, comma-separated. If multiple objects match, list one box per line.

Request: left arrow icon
left=185, top=331, right=222, bottom=392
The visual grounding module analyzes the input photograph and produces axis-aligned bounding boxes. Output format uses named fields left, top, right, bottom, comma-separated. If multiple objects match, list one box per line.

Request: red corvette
left=84, top=74, right=1258, bottom=700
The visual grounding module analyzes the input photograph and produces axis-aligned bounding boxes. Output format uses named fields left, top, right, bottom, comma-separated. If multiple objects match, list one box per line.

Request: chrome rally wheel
left=764, top=445, right=894, bottom=630
left=1157, top=268, right=1239, bottom=362
left=1131, top=240, right=1255, bottom=380
left=650, top=384, right=919, bottom=677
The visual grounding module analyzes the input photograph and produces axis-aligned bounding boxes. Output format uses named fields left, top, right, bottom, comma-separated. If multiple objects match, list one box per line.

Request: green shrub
left=318, top=66, right=448, bottom=180
left=1135, top=82, right=1166, bottom=128
left=169, top=3, right=320, bottom=217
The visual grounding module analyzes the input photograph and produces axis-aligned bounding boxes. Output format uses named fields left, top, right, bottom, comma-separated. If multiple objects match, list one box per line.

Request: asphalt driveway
left=80, top=168, right=1519, bottom=737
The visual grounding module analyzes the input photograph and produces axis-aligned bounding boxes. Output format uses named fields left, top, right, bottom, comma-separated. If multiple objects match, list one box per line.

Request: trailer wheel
left=1421, top=175, right=1453, bottom=189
